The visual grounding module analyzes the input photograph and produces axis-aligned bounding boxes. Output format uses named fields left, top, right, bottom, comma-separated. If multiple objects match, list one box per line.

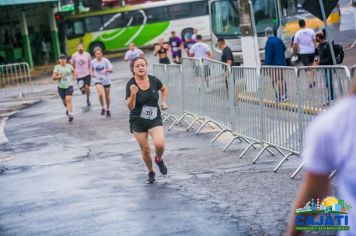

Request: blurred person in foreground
left=264, top=27, right=287, bottom=102
left=286, top=80, right=356, bottom=235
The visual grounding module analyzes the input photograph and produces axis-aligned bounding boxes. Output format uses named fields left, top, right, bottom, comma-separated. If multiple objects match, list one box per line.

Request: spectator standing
left=217, top=38, right=234, bottom=66
left=264, top=27, right=287, bottom=102
left=315, top=31, right=335, bottom=106
left=125, top=43, right=144, bottom=63
left=154, top=38, right=170, bottom=64
left=192, top=28, right=198, bottom=41
left=217, top=38, right=234, bottom=90
left=183, top=33, right=196, bottom=57
left=292, top=19, right=316, bottom=66
left=169, top=31, right=183, bottom=64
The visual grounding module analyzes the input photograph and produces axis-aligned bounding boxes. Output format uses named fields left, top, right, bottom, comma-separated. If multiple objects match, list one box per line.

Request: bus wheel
left=90, top=42, right=105, bottom=56
left=181, top=28, right=194, bottom=40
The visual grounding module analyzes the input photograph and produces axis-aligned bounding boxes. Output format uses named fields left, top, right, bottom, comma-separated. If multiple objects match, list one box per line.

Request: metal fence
left=154, top=62, right=355, bottom=179
left=0, top=63, right=32, bottom=96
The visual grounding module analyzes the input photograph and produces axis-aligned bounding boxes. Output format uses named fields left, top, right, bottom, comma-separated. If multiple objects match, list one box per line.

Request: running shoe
left=68, top=115, right=74, bottom=122
left=66, top=110, right=68, bottom=116
left=147, top=171, right=155, bottom=184
left=106, top=110, right=111, bottom=117
left=87, top=100, right=91, bottom=107
left=155, top=157, right=167, bottom=175
left=101, top=108, right=105, bottom=116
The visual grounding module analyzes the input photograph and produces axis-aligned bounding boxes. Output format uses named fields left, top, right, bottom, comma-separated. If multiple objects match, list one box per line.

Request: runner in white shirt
left=190, top=35, right=213, bottom=89
left=125, top=43, right=144, bottom=63
left=292, top=19, right=316, bottom=66
left=189, top=35, right=212, bottom=60
left=91, top=47, right=113, bottom=117
left=287, top=82, right=356, bottom=236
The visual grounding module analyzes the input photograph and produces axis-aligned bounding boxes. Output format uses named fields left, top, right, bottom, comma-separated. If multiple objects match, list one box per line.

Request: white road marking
left=0, top=117, right=9, bottom=144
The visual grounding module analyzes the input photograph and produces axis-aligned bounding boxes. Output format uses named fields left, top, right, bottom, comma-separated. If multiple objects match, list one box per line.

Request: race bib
left=172, top=47, right=178, bottom=52
left=140, top=105, right=157, bottom=120
left=61, top=76, right=69, bottom=82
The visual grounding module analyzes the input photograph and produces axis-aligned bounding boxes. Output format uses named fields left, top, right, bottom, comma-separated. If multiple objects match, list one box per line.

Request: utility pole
left=237, top=0, right=261, bottom=68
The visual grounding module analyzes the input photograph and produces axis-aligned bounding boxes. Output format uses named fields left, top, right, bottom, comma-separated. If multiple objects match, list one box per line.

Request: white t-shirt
left=190, top=42, right=211, bottom=60
left=91, top=58, right=113, bottom=85
left=293, top=28, right=316, bottom=54
left=125, top=48, right=143, bottom=62
left=304, top=95, right=356, bottom=236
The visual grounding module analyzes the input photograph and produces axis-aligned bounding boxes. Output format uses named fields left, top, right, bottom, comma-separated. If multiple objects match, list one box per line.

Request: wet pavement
left=0, top=54, right=336, bottom=235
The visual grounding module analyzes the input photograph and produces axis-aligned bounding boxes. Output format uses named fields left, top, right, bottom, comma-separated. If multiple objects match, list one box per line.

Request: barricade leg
left=291, top=162, right=304, bottom=179
left=273, top=153, right=299, bottom=172
left=239, top=142, right=262, bottom=159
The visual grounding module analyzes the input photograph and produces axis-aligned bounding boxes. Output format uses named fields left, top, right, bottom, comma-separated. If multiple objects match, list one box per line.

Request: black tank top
left=158, top=47, right=168, bottom=55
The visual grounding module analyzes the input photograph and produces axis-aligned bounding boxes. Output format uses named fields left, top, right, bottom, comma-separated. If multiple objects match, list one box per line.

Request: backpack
left=332, top=42, right=344, bottom=64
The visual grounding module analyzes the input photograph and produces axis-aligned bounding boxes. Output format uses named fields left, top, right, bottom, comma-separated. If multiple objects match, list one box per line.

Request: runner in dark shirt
left=126, top=57, right=168, bottom=184
left=217, top=38, right=234, bottom=66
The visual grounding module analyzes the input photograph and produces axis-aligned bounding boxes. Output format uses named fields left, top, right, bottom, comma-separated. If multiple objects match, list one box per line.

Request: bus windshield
left=211, top=0, right=279, bottom=37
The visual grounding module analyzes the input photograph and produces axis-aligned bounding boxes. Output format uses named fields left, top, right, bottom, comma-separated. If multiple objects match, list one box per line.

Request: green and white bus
left=63, top=0, right=210, bottom=56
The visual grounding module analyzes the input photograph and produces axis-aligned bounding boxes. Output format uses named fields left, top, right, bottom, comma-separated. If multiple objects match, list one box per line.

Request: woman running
left=126, top=57, right=168, bottom=183
left=52, top=54, right=76, bottom=122
left=154, top=38, right=170, bottom=64
left=91, top=47, right=113, bottom=117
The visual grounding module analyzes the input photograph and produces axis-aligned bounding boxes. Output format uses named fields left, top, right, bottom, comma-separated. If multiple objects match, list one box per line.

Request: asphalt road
left=0, top=53, right=337, bottom=236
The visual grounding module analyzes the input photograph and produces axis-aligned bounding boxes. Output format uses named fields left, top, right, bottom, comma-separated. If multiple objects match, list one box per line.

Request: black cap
left=59, top=54, right=67, bottom=59
left=217, top=38, right=225, bottom=42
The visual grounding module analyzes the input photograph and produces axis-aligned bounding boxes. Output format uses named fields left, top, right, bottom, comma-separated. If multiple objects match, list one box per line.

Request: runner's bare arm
left=286, top=172, right=329, bottom=236
left=127, top=85, right=138, bottom=110
left=160, top=85, right=168, bottom=110
left=52, top=72, right=63, bottom=81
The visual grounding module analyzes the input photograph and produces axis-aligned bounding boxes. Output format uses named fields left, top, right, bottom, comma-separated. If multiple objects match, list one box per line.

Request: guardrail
left=154, top=60, right=355, bottom=179
left=0, top=63, right=32, bottom=96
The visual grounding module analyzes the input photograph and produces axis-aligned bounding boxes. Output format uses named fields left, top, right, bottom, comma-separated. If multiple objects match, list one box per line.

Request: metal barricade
left=291, top=65, right=351, bottom=179
left=164, top=64, right=183, bottom=124
left=250, top=66, right=301, bottom=171
left=223, top=67, right=263, bottom=154
left=194, top=58, right=233, bottom=137
left=153, top=64, right=168, bottom=121
left=351, top=66, right=356, bottom=86
left=0, top=63, right=32, bottom=96
left=169, top=57, right=205, bottom=131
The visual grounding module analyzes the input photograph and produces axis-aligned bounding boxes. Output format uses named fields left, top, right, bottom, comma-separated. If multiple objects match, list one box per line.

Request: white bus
left=63, top=0, right=211, bottom=55
left=209, top=0, right=340, bottom=64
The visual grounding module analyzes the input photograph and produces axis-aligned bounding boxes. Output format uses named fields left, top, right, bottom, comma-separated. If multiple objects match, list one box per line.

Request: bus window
left=125, top=10, right=145, bottom=26
left=146, top=7, right=169, bottom=23
left=168, top=4, right=191, bottom=20
left=66, top=20, right=85, bottom=38
left=253, top=0, right=278, bottom=34
left=211, top=0, right=240, bottom=36
left=211, top=0, right=278, bottom=36
left=190, top=1, right=208, bottom=17
left=101, top=13, right=126, bottom=30
left=84, top=16, right=103, bottom=32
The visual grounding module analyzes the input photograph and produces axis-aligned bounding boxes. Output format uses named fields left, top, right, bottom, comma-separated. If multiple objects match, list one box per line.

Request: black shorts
left=130, top=119, right=163, bottom=133
left=58, top=86, right=73, bottom=100
left=300, top=54, right=315, bottom=66
left=159, top=57, right=170, bottom=64
left=95, top=83, right=111, bottom=88
left=77, top=75, right=91, bottom=87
